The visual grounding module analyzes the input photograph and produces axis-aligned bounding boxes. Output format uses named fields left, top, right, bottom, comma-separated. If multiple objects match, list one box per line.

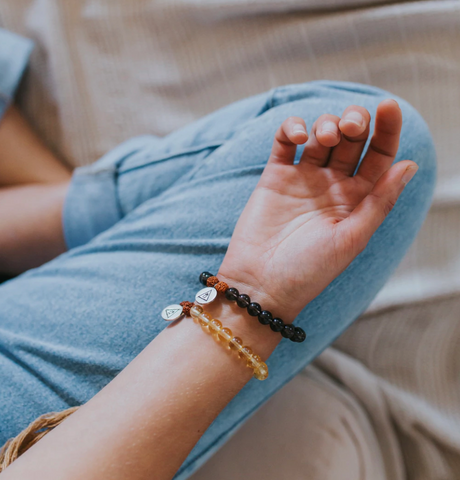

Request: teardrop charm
left=195, top=287, right=218, bottom=305
left=161, top=304, right=184, bottom=321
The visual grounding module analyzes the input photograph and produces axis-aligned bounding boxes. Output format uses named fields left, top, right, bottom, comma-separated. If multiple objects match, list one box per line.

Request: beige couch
left=2, top=1, right=460, bottom=478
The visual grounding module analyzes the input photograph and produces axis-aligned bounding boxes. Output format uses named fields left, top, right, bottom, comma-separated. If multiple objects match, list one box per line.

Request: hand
left=218, top=100, right=418, bottom=322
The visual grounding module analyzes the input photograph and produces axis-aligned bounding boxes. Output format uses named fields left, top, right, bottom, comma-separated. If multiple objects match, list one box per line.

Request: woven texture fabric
left=1, top=2, right=460, bottom=479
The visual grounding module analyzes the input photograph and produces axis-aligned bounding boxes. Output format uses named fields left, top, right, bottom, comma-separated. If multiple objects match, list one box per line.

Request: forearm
left=1, top=279, right=284, bottom=480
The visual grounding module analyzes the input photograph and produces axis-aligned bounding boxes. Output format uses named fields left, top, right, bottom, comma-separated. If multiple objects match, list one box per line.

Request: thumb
left=340, top=160, right=418, bottom=253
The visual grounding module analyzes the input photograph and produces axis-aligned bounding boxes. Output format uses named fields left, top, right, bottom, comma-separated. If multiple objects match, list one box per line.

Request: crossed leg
left=0, top=106, right=70, bottom=275
left=0, top=82, right=436, bottom=479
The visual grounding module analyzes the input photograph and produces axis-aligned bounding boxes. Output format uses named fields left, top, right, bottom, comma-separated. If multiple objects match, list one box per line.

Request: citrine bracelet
left=161, top=301, right=268, bottom=380
left=189, top=304, right=269, bottom=380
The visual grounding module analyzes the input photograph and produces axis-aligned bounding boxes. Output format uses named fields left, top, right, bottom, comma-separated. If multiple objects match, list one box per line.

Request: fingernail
left=343, top=111, right=364, bottom=127
left=321, top=121, right=337, bottom=134
left=292, top=123, right=307, bottom=135
left=402, top=165, right=418, bottom=185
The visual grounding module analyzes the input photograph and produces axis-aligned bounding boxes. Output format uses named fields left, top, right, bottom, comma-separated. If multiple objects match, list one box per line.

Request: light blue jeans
left=0, top=28, right=436, bottom=479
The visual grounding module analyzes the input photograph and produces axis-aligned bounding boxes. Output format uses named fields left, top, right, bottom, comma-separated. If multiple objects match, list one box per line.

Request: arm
left=1, top=298, right=281, bottom=480
left=0, top=101, right=417, bottom=479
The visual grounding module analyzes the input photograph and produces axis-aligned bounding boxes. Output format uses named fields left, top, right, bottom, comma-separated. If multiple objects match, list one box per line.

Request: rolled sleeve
left=0, top=28, right=33, bottom=119
left=62, top=136, right=156, bottom=250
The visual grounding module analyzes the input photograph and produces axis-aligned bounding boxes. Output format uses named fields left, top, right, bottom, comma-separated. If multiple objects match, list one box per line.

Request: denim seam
left=184, top=89, right=278, bottom=184
left=118, top=142, right=225, bottom=176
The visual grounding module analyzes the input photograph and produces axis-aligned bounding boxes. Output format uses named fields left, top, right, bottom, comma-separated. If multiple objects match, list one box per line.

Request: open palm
left=219, top=100, right=418, bottom=321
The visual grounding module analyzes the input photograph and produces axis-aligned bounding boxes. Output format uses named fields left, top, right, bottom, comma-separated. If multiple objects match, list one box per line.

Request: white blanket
left=1, top=1, right=459, bottom=478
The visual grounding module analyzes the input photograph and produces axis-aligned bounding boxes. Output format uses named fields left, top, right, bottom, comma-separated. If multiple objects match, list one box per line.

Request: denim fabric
left=0, top=28, right=33, bottom=119
left=0, top=78, right=436, bottom=478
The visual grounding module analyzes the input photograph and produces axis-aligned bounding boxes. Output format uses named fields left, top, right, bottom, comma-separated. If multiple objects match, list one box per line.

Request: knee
left=390, top=97, right=437, bottom=216
left=395, top=97, right=436, bottom=173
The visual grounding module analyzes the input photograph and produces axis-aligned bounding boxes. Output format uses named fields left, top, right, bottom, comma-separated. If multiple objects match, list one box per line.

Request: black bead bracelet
left=199, top=272, right=306, bottom=343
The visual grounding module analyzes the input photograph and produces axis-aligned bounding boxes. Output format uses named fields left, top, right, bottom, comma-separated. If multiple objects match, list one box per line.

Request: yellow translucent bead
left=252, top=354, right=262, bottom=364
left=229, top=337, right=243, bottom=351
left=209, top=319, right=222, bottom=333
left=238, top=346, right=253, bottom=360
left=254, top=362, right=269, bottom=381
left=218, top=327, right=232, bottom=344
left=199, top=312, right=212, bottom=328
left=190, top=305, right=204, bottom=319
left=247, top=353, right=262, bottom=368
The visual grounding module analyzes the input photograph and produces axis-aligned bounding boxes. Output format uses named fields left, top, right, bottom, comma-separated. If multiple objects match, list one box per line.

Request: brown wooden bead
left=206, top=276, right=219, bottom=287
left=180, top=301, right=194, bottom=317
left=214, top=281, right=229, bottom=293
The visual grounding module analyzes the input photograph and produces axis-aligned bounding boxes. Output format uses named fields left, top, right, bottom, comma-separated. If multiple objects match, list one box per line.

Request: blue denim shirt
left=0, top=28, right=33, bottom=119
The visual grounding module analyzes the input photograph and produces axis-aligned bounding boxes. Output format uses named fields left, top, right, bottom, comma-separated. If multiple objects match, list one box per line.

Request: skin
left=219, top=100, right=417, bottom=321
left=0, top=100, right=417, bottom=479
left=0, top=106, right=71, bottom=275
left=0, top=106, right=71, bottom=187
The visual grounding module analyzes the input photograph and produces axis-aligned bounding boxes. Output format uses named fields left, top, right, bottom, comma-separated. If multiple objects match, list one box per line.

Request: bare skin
left=0, top=106, right=71, bottom=275
left=219, top=100, right=417, bottom=321
left=0, top=106, right=71, bottom=187
left=0, top=100, right=417, bottom=479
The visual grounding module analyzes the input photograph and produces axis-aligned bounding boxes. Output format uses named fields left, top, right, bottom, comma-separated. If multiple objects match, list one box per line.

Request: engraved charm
left=195, top=287, right=217, bottom=305
left=161, top=304, right=184, bottom=321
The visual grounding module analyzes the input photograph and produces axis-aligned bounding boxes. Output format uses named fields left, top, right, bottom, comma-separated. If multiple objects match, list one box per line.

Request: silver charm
left=161, top=304, right=184, bottom=321
left=195, top=287, right=217, bottom=305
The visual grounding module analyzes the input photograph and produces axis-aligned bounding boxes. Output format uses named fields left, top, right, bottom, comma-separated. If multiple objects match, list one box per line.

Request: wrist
left=194, top=270, right=287, bottom=358
left=215, top=269, right=301, bottom=324
left=198, top=269, right=303, bottom=358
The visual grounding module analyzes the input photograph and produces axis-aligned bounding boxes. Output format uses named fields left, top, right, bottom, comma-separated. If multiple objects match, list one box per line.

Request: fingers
left=268, top=116, right=308, bottom=165
left=270, top=99, right=401, bottom=173
left=327, top=106, right=371, bottom=175
left=356, top=99, right=403, bottom=184
left=339, top=160, right=418, bottom=253
left=300, top=114, right=341, bottom=166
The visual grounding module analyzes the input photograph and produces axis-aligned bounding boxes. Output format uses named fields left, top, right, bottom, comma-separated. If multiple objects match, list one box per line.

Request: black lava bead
left=247, top=302, right=262, bottom=317
left=258, top=310, right=272, bottom=325
left=292, top=327, right=306, bottom=343
left=236, top=294, right=250, bottom=308
left=225, top=287, right=239, bottom=302
left=281, top=324, right=295, bottom=339
left=199, top=271, right=213, bottom=286
left=269, top=317, right=284, bottom=332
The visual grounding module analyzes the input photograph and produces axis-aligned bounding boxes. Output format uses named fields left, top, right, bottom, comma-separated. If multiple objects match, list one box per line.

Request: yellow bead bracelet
left=190, top=304, right=269, bottom=381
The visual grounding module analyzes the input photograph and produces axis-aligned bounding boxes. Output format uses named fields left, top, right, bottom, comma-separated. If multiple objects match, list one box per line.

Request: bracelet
left=197, top=272, right=306, bottom=343
left=161, top=301, right=269, bottom=380
left=190, top=304, right=269, bottom=381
